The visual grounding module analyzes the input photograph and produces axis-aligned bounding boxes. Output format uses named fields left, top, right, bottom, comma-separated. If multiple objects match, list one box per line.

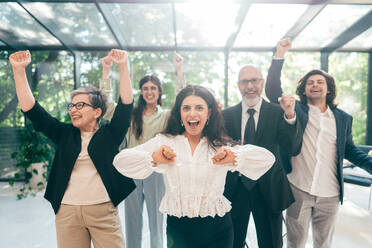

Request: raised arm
left=173, top=52, right=186, bottom=94
left=99, top=55, right=116, bottom=120
left=109, top=49, right=133, bottom=104
left=9, top=50, right=35, bottom=112
left=265, top=38, right=291, bottom=104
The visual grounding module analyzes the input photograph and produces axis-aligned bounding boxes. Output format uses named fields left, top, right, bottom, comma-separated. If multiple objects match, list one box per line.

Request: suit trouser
left=55, top=202, right=125, bottom=248
left=286, top=184, right=339, bottom=248
left=124, top=173, right=165, bottom=248
left=230, top=178, right=283, bottom=248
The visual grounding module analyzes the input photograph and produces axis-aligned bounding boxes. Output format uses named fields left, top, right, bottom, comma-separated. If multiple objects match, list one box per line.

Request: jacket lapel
left=233, top=103, right=243, bottom=141
left=254, top=100, right=269, bottom=144
left=333, top=108, right=345, bottom=163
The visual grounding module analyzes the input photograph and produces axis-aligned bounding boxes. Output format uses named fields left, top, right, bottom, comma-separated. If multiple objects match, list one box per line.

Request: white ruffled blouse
left=113, top=134, right=275, bottom=218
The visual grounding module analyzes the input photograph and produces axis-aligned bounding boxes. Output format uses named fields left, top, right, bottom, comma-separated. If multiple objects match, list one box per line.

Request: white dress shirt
left=288, top=104, right=339, bottom=197
left=113, top=134, right=275, bottom=218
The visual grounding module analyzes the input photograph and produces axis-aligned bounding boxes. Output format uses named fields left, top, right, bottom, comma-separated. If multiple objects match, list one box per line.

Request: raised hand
left=278, top=93, right=295, bottom=119
left=173, top=52, right=184, bottom=76
left=101, top=55, right=113, bottom=79
left=109, top=49, right=128, bottom=66
left=275, top=38, right=292, bottom=58
left=212, top=147, right=236, bottom=165
left=9, top=50, right=31, bottom=69
left=152, top=145, right=176, bottom=165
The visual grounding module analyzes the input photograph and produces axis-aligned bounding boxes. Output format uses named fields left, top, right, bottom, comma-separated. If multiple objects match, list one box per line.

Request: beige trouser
left=55, top=202, right=125, bottom=248
left=286, top=184, right=340, bottom=248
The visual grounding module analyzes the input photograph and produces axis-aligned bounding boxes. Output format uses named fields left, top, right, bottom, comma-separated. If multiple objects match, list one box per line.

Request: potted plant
left=9, top=120, right=54, bottom=199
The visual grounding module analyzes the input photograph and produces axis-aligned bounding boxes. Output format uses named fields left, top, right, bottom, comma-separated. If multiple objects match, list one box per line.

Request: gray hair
left=70, top=85, right=107, bottom=121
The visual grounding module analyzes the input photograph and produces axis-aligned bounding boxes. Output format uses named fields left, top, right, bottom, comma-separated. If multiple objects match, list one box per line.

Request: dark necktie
left=242, top=108, right=257, bottom=190
left=244, top=108, right=256, bottom=145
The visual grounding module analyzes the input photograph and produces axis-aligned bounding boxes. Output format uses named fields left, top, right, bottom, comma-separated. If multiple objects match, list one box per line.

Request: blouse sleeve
left=113, top=134, right=168, bottom=179
left=225, top=144, right=275, bottom=180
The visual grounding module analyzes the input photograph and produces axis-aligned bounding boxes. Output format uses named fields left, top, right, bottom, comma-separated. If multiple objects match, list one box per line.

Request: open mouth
left=188, top=120, right=200, bottom=128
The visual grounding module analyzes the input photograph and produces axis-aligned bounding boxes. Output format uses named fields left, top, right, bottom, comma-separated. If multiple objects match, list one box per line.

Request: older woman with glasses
left=9, top=49, right=135, bottom=248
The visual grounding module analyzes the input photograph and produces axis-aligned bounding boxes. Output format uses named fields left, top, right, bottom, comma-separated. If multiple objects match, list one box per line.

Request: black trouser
left=167, top=212, right=233, bottom=248
left=230, top=178, right=283, bottom=248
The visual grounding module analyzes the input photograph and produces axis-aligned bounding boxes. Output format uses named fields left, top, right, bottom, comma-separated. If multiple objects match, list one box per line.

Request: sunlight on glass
left=102, top=3, right=173, bottom=46
left=235, top=4, right=307, bottom=47
left=293, top=5, right=372, bottom=48
left=23, top=2, right=116, bottom=46
left=343, top=26, right=372, bottom=49
left=0, top=2, right=60, bottom=46
left=176, top=1, right=240, bottom=46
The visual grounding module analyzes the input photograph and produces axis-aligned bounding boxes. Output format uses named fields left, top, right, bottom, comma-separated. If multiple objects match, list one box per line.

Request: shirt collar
left=242, top=97, right=262, bottom=114
left=308, top=104, right=332, bottom=117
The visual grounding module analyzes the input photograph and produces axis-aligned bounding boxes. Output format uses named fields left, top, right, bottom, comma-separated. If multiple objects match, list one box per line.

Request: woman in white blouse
left=113, top=85, right=275, bottom=248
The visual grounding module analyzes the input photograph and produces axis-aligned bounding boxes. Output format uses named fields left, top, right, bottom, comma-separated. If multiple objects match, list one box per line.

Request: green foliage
left=10, top=122, right=54, bottom=199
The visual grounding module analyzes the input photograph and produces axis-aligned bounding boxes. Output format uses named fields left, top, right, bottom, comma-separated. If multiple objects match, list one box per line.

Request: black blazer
left=24, top=100, right=136, bottom=213
left=223, top=100, right=303, bottom=213
left=266, top=59, right=372, bottom=203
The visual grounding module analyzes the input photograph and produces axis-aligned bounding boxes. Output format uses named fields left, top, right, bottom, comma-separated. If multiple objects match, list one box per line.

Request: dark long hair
left=163, top=85, right=233, bottom=149
left=296, top=69, right=337, bottom=109
left=132, top=75, right=162, bottom=139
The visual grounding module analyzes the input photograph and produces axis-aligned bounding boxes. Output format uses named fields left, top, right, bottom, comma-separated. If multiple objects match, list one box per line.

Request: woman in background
left=100, top=52, right=185, bottom=248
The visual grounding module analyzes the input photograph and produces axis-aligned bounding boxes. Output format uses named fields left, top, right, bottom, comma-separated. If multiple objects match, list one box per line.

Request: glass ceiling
left=0, top=0, right=372, bottom=52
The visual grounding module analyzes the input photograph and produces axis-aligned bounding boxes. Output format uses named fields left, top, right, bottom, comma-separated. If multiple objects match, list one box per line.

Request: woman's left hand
left=212, top=147, right=236, bottom=165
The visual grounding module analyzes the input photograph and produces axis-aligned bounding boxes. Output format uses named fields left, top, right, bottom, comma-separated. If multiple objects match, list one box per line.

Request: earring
left=180, top=120, right=184, bottom=127
left=206, top=119, right=209, bottom=126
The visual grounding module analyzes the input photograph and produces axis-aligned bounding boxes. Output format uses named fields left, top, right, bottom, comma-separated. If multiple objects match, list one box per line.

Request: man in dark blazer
left=265, top=38, right=372, bottom=248
left=223, top=64, right=303, bottom=248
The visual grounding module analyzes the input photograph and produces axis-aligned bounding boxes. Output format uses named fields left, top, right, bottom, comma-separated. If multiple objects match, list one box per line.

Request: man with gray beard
left=223, top=64, right=303, bottom=248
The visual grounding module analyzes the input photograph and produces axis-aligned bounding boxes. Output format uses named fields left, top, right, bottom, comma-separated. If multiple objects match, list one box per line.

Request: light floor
left=0, top=182, right=371, bottom=248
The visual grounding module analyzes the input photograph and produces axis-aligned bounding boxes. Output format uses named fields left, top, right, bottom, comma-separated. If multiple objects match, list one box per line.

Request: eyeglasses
left=68, top=102, right=94, bottom=111
left=238, top=78, right=263, bottom=85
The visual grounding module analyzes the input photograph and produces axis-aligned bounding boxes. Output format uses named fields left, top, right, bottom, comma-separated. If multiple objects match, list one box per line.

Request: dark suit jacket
left=24, top=100, right=136, bottom=213
left=223, top=100, right=303, bottom=213
left=265, top=59, right=372, bottom=203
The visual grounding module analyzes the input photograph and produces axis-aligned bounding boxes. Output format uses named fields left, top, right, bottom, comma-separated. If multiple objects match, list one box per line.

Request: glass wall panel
left=175, top=2, right=240, bottom=47
left=0, top=50, right=74, bottom=179
left=235, top=4, right=307, bottom=47
left=101, top=3, right=174, bottom=47
left=23, top=2, right=117, bottom=47
left=293, top=5, right=372, bottom=49
left=342, top=27, right=372, bottom=50
left=0, top=2, right=60, bottom=46
left=329, top=52, right=368, bottom=144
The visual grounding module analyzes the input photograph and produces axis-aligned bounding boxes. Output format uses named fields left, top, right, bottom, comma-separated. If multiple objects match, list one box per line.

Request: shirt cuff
left=284, top=113, right=296, bottom=125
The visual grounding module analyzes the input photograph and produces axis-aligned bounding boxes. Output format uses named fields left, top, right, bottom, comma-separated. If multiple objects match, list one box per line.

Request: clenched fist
left=212, top=147, right=236, bottom=165
left=152, top=145, right=176, bottom=165
left=278, top=93, right=295, bottom=119
left=9, top=50, right=31, bottom=69
left=275, top=38, right=292, bottom=58
left=109, top=49, right=128, bottom=66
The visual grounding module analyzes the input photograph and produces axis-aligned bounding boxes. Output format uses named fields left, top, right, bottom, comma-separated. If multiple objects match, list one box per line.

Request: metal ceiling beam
left=6, top=0, right=372, bottom=4
left=367, top=52, right=372, bottom=145
left=224, top=0, right=252, bottom=52
left=17, top=0, right=76, bottom=55
left=282, top=2, right=326, bottom=41
left=322, top=9, right=372, bottom=53
left=1, top=45, right=372, bottom=53
left=94, top=0, right=128, bottom=49
left=0, top=30, right=25, bottom=50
